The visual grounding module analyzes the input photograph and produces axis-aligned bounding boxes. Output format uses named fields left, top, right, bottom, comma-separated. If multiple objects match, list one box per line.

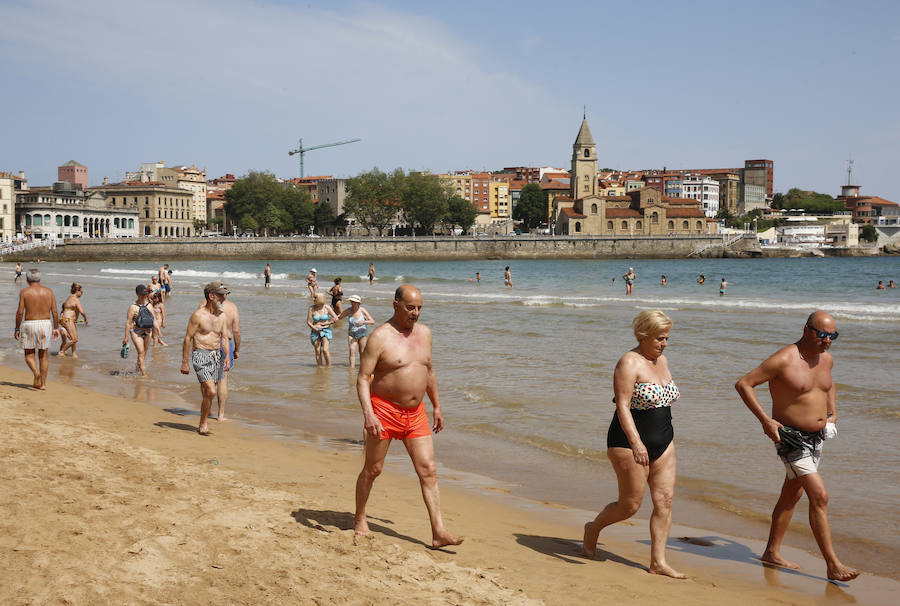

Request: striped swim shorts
left=192, top=348, right=224, bottom=383
left=20, top=319, right=53, bottom=350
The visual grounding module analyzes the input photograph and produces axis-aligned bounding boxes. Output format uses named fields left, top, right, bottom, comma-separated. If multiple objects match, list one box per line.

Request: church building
left=552, top=118, right=717, bottom=236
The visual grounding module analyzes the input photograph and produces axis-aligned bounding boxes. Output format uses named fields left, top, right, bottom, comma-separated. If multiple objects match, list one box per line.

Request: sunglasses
left=806, top=325, right=839, bottom=341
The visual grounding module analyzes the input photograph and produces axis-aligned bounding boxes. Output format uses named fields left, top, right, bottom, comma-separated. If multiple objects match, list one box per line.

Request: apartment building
left=58, top=160, right=88, bottom=190
left=93, top=182, right=193, bottom=237
left=681, top=175, right=720, bottom=217
left=159, top=165, right=207, bottom=224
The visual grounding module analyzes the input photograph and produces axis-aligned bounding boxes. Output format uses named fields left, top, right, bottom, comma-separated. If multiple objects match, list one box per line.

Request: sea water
left=2, top=256, right=898, bottom=575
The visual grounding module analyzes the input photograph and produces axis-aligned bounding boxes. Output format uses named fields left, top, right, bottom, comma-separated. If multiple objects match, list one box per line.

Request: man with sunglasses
left=735, top=311, right=859, bottom=582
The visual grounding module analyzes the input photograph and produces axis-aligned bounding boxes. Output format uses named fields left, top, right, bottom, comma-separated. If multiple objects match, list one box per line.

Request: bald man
left=735, top=311, right=858, bottom=581
left=354, top=284, right=462, bottom=549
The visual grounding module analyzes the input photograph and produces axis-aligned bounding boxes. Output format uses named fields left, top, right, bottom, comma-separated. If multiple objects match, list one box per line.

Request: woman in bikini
left=583, top=309, right=686, bottom=579
left=306, top=292, right=339, bottom=367
left=337, top=294, right=374, bottom=368
left=150, top=291, right=168, bottom=346
left=58, top=282, right=88, bottom=358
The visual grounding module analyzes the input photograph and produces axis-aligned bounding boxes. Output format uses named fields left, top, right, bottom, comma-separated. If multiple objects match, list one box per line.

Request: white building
left=16, top=182, right=139, bottom=240
left=776, top=217, right=827, bottom=247
left=0, top=170, right=23, bottom=243
left=680, top=175, right=719, bottom=218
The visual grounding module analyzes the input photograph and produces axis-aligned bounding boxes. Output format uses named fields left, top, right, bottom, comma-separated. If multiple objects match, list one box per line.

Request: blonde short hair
left=314, top=292, right=326, bottom=305
left=632, top=310, right=673, bottom=341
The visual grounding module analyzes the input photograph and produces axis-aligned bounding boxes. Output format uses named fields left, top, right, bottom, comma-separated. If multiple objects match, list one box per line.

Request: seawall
left=1, top=235, right=765, bottom=262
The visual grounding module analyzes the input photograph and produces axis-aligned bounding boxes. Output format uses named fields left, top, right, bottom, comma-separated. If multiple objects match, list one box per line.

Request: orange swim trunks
left=370, top=394, right=432, bottom=440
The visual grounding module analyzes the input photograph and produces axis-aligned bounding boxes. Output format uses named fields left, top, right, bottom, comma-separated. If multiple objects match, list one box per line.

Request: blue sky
left=1, top=0, right=898, bottom=201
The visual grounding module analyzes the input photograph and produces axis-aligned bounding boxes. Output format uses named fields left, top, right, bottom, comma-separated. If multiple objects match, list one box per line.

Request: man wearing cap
left=14, top=268, right=59, bottom=389
left=306, top=268, right=318, bottom=300
left=181, top=282, right=231, bottom=435
left=206, top=280, right=240, bottom=421
left=123, top=283, right=153, bottom=376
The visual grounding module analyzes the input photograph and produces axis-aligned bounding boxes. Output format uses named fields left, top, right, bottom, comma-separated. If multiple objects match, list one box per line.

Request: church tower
left=571, top=115, right=597, bottom=199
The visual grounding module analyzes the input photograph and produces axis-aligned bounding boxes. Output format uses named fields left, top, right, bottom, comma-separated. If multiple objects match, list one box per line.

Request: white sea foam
left=98, top=268, right=289, bottom=280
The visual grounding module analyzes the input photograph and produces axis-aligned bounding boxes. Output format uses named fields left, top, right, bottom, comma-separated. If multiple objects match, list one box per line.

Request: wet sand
left=1, top=365, right=896, bottom=605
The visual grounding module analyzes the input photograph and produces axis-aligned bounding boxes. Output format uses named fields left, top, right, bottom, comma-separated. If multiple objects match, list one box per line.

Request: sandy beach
left=1, top=364, right=895, bottom=605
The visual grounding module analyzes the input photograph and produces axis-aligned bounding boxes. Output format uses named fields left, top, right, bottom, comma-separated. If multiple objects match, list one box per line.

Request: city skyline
left=1, top=0, right=898, bottom=201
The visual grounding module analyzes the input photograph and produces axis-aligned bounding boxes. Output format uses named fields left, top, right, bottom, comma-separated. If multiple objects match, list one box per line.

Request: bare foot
left=431, top=532, right=464, bottom=549
left=216, top=415, right=228, bottom=422
left=827, top=564, right=860, bottom=582
left=32, top=377, right=42, bottom=389
left=354, top=518, right=371, bottom=537
left=57, top=351, right=67, bottom=357
left=198, top=426, right=211, bottom=436
left=760, top=551, right=800, bottom=570
left=583, top=521, right=600, bottom=559
left=649, top=563, right=687, bottom=579
left=71, top=353, right=78, bottom=359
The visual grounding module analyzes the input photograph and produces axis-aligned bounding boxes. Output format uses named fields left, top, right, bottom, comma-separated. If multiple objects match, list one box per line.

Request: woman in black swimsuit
left=328, top=277, right=343, bottom=315
left=582, top=310, right=686, bottom=579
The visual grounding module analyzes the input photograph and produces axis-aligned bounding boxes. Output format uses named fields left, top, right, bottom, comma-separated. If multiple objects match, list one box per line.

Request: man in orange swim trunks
left=354, top=284, right=463, bottom=549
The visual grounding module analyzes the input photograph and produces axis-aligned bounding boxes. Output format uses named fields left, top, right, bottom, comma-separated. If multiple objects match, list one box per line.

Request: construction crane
left=288, top=137, right=361, bottom=178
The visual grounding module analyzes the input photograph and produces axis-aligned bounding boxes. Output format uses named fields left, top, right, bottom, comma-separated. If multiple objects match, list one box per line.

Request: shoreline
left=1, top=364, right=896, bottom=604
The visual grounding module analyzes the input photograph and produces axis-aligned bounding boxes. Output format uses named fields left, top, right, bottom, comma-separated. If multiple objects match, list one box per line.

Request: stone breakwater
left=4, top=234, right=764, bottom=262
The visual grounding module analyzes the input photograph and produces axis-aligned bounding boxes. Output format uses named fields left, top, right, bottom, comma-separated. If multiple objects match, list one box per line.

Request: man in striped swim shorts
left=14, top=269, right=59, bottom=390
left=180, top=282, right=231, bottom=435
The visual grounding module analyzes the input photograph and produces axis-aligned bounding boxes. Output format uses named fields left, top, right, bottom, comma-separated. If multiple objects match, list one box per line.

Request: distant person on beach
left=158, top=264, right=171, bottom=295
left=611, top=277, right=616, bottom=284
left=14, top=262, right=22, bottom=283
left=889, top=279, right=897, bottom=288
left=876, top=280, right=885, bottom=290
left=719, top=277, right=728, bottom=296
left=583, top=310, right=685, bottom=578
left=306, top=268, right=318, bottom=300
left=166, top=269, right=174, bottom=294
left=205, top=280, right=240, bottom=421
left=180, top=282, right=231, bottom=436
left=622, top=267, right=636, bottom=295
left=368, top=262, right=376, bottom=285
left=148, top=276, right=162, bottom=295
left=661, top=275, right=667, bottom=286
left=307, top=292, right=339, bottom=367
left=735, top=311, right=859, bottom=582
left=124, top=284, right=154, bottom=376
left=14, top=269, right=59, bottom=390
left=58, top=282, right=88, bottom=358
left=504, top=266, right=513, bottom=288
left=475, top=272, right=481, bottom=283
left=150, top=292, right=168, bottom=347
left=338, top=294, right=374, bottom=369
left=328, top=277, right=344, bottom=315
left=264, top=263, right=271, bottom=289
left=697, top=274, right=706, bottom=285
left=353, top=285, right=463, bottom=549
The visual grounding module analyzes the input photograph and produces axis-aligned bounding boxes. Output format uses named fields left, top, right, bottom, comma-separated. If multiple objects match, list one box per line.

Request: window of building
left=682, top=220, right=689, bottom=230
left=73, top=217, right=79, bottom=227
left=607, top=221, right=613, bottom=230
left=668, top=220, right=674, bottom=230
left=636, top=220, right=643, bottom=230
left=591, top=203, right=598, bottom=214
left=44, top=214, right=51, bottom=226
left=584, top=149, right=590, bottom=158
left=621, top=220, right=628, bottom=230
left=696, top=220, right=703, bottom=230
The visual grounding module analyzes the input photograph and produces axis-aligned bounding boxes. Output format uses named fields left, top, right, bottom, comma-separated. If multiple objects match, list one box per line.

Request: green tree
left=192, top=218, right=206, bottom=235
left=780, top=188, right=844, bottom=213
left=772, top=192, right=785, bottom=208
left=313, top=201, right=338, bottom=235
left=445, top=195, right=478, bottom=234
left=514, top=183, right=547, bottom=229
left=860, top=224, right=878, bottom=242
left=400, top=171, right=448, bottom=235
left=344, top=167, right=403, bottom=236
left=224, top=171, right=314, bottom=235
left=715, top=206, right=733, bottom=222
